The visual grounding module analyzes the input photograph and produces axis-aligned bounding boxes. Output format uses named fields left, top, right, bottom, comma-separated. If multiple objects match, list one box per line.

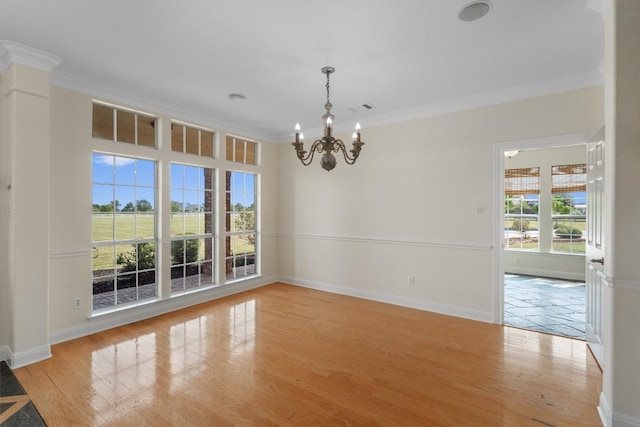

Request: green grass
left=92, top=213, right=255, bottom=272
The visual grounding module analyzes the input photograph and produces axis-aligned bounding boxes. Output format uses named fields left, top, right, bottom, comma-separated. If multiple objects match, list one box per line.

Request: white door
left=585, top=126, right=605, bottom=367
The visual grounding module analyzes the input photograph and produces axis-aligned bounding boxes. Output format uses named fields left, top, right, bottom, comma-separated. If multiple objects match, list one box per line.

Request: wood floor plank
left=14, top=283, right=602, bottom=426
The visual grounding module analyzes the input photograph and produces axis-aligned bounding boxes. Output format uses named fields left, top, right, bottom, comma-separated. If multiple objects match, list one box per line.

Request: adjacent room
left=1, top=1, right=639, bottom=426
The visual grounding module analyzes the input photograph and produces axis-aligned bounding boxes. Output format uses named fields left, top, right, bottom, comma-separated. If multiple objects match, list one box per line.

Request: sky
left=92, top=153, right=255, bottom=210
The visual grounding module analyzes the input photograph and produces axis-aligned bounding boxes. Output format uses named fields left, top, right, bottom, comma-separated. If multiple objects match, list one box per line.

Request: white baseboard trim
left=6, top=344, right=52, bottom=369
left=505, top=266, right=585, bottom=282
left=598, top=392, right=640, bottom=427
left=50, top=275, right=276, bottom=345
left=279, top=276, right=493, bottom=323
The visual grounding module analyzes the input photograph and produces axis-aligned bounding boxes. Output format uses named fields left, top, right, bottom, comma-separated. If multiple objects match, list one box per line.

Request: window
left=226, top=135, right=257, bottom=165
left=225, top=171, right=257, bottom=280
left=92, top=154, right=157, bottom=309
left=551, top=164, right=587, bottom=254
left=92, top=103, right=156, bottom=147
left=171, top=122, right=215, bottom=157
left=170, top=164, right=215, bottom=292
left=504, top=168, right=540, bottom=250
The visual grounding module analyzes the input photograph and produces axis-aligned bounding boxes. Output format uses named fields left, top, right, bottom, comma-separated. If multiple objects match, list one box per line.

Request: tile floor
left=0, top=361, right=46, bottom=426
left=504, top=274, right=586, bottom=340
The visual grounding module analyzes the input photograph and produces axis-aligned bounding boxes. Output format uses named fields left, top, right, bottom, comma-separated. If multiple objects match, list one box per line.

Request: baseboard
left=598, top=392, right=640, bottom=427
left=50, top=275, right=276, bottom=345
left=505, top=266, right=585, bottom=282
left=6, top=344, right=52, bottom=369
left=279, top=276, right=493, bottom=323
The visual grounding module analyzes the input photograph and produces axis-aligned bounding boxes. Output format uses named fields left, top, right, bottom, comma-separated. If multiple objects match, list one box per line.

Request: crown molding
left=0, top=40, right=62, bottom=73
left=274, top=71, right=604, bottom=143
left=50, top=58, right=602, bottom=145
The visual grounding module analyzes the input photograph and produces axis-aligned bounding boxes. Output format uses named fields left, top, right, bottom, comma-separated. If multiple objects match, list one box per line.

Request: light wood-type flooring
left=15, top=283, right=602, bottom=426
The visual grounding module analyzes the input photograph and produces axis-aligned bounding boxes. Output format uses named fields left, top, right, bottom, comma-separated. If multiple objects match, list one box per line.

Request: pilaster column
left=0, top=41, right=61, bottom=367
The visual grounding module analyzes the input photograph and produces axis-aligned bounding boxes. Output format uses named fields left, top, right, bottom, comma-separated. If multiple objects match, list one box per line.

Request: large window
left=92, top=102, right=261, bottom=312
left=170, top=164, right=215, bottom=292
left=551, top=164, right=587, bottom=254
left=225, top=171, right=257, bottom=280
left=92, top=154, right=157, bottom=309
left=504, top=168, right=540, bottom=250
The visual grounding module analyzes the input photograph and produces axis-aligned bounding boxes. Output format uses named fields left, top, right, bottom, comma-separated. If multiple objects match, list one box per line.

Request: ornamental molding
left=0, top=40, right=62, bottom=74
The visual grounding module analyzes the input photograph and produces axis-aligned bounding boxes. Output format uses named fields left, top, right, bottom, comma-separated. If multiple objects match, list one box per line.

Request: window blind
left=505, top=167, right=540, bottom=196
left=551, top=164, right=587, bottom=193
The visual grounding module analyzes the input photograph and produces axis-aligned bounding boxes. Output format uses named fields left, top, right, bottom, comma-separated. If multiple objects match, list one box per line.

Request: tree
left=136, top=199, right=153, bottom=212
left=122, top=202, right=135, bottom=212
left=233, top=205, right=256, bottom=245
left=170, top=201, right=183, bottom=213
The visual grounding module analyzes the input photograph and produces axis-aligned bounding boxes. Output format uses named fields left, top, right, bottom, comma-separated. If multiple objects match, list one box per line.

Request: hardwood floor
left=15, top=283, right=602, bottom=426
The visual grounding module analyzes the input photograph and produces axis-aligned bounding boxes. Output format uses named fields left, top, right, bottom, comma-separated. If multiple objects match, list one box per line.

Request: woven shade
left=552, top=164, right=586, bottom=193
left=505, top=167, right=540, bottom=196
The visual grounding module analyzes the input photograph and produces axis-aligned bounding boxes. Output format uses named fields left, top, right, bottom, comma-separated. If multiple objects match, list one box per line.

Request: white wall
left=503, top=144, right=587, bottom=281
left=278, top=86, right=603, bottom=322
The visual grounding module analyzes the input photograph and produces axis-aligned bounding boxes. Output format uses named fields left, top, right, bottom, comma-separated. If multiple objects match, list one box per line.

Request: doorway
left=496, top=136, right=590, bottom=339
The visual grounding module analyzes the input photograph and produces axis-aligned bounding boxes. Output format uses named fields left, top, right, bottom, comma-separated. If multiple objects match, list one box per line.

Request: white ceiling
left=0, top=0, right=605, bottom=142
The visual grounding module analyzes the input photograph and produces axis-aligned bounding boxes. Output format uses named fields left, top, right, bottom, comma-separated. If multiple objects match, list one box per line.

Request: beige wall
left=278, top=86, right=603, bottom=322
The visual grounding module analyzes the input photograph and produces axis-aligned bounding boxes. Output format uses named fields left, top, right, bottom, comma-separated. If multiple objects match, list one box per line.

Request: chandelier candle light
left=292, top=66, right=364, bottom=171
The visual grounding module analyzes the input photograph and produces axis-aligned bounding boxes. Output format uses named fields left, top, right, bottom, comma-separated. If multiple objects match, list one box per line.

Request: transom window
left=92, top=103, right=157, bottom=147
left=171, top=122, right=215, bottom=157
left=226, top=135, right=257, bottom=165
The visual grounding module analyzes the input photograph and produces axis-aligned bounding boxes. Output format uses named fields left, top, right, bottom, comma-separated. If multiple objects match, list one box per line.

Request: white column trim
left=0, top=40, right=62, bottom=73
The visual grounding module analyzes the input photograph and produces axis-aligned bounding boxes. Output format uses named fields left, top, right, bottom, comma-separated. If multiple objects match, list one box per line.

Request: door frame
left=492, top=132, right=594, bottom=324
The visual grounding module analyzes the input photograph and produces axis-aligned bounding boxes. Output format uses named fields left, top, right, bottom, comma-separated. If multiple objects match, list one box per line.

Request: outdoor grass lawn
left=92, top=214, right=254, bottom=271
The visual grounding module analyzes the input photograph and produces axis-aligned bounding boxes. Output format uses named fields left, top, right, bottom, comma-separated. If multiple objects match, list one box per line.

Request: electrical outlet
left=408, top=276, right=415, bottom=286
left=73, top=297, right=81, bottom=309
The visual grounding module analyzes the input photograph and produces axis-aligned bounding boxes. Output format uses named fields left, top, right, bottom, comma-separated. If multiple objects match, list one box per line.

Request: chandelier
left=292, top=66, right=364, bottom=171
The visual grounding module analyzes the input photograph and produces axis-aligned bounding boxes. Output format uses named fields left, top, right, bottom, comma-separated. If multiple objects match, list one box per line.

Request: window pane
left=136, top=213, right=154, bottom=240
left=116, top=110, right=136, bottom=144
left=172, top=124, right=184, bottom=152
left=92, top=154, right=114, bottom=184
left=136, top=160, right=155, bottom=187
left=138, top=115, right=156, bottom=147
left=171, top=164, right=184, bottom=188
left=92, top=210, right=114, bottom=242
left=184, top=166, right=199, bottom=189
left=115, top=214, right=135, bottom=241
left=186, top=127, right=199, bottom=155
left=246, top=142, right=256, bottom=165
left=114, top=158, right=136, bottom=185
left=92, top=104, right=114, bottom=140
left=171, top=212, right=185, bottom=236
left=226, top=137, right=234, bottom=161
left=201, top=131, right=214, bottom=157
